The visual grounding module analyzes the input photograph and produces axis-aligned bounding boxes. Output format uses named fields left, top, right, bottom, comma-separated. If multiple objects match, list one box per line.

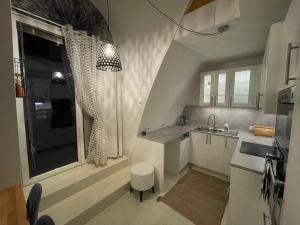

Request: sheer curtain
left=63, top=25, right=107, bottom=166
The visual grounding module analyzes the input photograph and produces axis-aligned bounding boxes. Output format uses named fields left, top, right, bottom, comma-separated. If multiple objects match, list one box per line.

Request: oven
left=267, top=86, right=295, bottom=225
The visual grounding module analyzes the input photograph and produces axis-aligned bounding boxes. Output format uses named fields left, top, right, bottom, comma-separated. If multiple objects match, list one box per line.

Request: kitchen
left=132, top=0, right=298, bottom=224
left=1, top=0, right=300, bottom=225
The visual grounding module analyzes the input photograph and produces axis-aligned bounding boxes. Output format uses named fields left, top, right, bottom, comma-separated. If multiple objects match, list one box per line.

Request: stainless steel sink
left=194, top=126, right=239, bottom=137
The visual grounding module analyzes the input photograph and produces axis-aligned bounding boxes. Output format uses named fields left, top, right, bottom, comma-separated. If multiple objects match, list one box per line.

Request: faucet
left=207, top=114, right=216, bottom=130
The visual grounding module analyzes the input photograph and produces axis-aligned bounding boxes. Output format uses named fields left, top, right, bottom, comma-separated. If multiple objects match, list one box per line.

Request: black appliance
left=268, top=86, right=295, bottom=225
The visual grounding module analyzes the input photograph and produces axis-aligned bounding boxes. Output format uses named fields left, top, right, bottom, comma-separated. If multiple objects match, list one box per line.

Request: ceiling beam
left=185, top=0, right=215, bottom=14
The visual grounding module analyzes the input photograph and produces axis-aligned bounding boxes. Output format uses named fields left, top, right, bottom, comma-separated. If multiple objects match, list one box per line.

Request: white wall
left=138, top=41, right=202, bottom=133
left=92, top=0, right=190, bottom=154
left=0, top=0, right=22, bottom=190
left=280, top=1, right=300, bottom=224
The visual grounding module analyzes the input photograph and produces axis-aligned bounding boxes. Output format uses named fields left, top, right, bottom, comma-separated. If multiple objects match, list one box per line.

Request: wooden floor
left=0, top=186, right=29, bottom=225
left=159, top=169, right=229, bottom=225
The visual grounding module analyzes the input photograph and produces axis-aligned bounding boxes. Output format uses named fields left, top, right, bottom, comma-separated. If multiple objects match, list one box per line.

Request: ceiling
left=176, top=0, right=292, bottom=65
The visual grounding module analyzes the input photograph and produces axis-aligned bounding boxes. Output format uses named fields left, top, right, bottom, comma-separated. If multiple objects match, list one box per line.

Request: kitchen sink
left=194, top=126, right=239, bottom=137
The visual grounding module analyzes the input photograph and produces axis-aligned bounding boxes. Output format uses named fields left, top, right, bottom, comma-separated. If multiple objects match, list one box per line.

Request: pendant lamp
left=96, top=0, right=122, bottom=71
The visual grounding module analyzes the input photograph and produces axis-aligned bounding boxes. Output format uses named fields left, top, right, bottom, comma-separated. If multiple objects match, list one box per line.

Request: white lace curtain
left=63, top=26, right=107, bottom=166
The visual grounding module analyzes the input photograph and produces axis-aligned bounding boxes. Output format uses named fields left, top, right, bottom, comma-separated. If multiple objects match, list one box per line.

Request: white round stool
left=130, top=162, right=155, bottom=202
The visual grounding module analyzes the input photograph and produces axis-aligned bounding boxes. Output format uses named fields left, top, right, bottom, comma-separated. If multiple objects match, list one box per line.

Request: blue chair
left=26, top=183, right=42, bottom=225
left=35, top=215, right=55, bottom=225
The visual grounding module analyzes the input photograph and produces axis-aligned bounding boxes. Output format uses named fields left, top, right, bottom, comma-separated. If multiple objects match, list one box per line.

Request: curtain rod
left=11, top=6, right=66, bottom=29
left=11, top=6, right=106, bottom=39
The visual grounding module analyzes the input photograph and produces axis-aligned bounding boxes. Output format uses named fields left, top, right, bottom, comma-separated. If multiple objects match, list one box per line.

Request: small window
left=233, top=70, right=251, bottom=104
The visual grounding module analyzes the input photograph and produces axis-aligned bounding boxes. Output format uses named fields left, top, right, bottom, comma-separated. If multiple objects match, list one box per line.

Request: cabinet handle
left=214, top=96, right=217, bottom=107
left=285, top=43, right=299, bottom=85
left=210, top=96, right=213, bottom=107
left=209, top=134, right=212, bottom=145
left=206, top=134, right=208, bottom=144
left=256, top=93, right=262, bottom=111
left=224, top=137, right=228, bottom=148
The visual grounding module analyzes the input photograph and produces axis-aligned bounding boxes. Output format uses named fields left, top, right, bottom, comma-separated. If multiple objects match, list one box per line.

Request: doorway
left=12, top=12, right=85, bottom=185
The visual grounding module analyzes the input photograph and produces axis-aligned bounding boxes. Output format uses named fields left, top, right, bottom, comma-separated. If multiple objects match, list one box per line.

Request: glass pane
left=203, top=75, right=211, bottom=103
left=21, top=32, right=78, bottom=177
left=233, top=70, right=251, bottom=104
left=217, top=73, right=226, bottom=104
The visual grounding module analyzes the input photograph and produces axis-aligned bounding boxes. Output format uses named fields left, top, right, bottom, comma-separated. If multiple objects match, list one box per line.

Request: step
left=24, top=157, right=129, bottom=211
left=40, top=166, right=130, bottom=225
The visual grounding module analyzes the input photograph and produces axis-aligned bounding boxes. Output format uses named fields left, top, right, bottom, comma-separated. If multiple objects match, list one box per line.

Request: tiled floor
left=86, top=169, right=228, bottom=225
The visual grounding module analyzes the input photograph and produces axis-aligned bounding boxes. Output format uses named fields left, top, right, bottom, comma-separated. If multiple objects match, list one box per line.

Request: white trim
left=12, top=13, right=85, bottom=185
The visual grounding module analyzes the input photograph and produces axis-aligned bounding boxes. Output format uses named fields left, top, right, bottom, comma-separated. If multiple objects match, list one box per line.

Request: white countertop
left=230, top=131, right=274, bottom=174
left=138, top=124, right=198, bottom=144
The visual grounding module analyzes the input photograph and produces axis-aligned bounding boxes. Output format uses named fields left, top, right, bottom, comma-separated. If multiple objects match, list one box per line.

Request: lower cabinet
left=190, top=131, right=238, bottom=176
left=179, top=136, right=191, bottom=171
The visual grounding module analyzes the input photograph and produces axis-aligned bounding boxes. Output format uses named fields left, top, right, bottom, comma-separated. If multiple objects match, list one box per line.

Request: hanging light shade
left=96, top=42, right=122, bottom=71
left=96, top=0, right=122, bottom=72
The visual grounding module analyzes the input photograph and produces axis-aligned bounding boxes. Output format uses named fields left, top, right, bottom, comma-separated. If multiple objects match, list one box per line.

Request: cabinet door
left=229, top=66, right=257, bottom=108
left=223, top=137, right=238, bottom=176
left=179, top=137, right=191, bottom=171
left=199, top=72, right=215, bottom=106
left=207, top=134, right=225, bottom=174
left=190, top=132, right=208, bottom=168
left=215, top=70, right=230, bottom=107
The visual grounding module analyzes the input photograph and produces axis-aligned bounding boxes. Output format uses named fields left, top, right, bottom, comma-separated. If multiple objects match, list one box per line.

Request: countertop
left=230, top=131, right=274, bottom=174
left=138, top=124, right=199, bottom=144
left=139, top=124, right=274, bottom=174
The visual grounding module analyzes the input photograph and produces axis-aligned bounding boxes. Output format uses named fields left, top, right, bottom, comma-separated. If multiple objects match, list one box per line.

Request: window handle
left=285, top=42, right=299, bottom=85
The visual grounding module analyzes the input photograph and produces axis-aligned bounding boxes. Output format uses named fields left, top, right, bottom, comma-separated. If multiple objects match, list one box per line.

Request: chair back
left=35, top=215, right=55, bottom=225
left=26, top=183, right=42, bottom=225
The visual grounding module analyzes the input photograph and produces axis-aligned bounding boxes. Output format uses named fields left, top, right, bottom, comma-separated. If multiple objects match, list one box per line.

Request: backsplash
left=182, top=105, right=276, bottom=131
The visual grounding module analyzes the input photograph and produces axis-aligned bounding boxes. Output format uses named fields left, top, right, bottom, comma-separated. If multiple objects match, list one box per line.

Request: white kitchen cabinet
left=229, top=66, right=258, bottom=108
left=200, top=66, right=261, bottom=108
left=199, top=72, right=215, bottom=106
left=215, top=70, right=231, bottom=107
left=179, top=136, right=191, bottom=171
left=191, top=131, right=237, bottom=176
left=261, top=22, right=284, bottom=114
left=207, top=134, right=225, bottom=174
left=190, top=131, right=209, bottom=168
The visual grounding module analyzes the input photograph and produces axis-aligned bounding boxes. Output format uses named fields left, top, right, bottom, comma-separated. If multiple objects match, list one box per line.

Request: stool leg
left=140, top=191, right=143, bottom=202
left=151, top=186, right=155, bottom=193
left=130, top=187, right=133, bottom=193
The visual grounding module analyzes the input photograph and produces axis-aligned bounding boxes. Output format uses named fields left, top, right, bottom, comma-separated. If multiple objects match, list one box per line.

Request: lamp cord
left=107, top=0, right=110, bottom=31
left=145, top=0, right=222, bottom=36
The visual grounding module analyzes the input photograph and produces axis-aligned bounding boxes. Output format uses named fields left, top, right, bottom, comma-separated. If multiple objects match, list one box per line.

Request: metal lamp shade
left=96, top=42, right=122, bottom=71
